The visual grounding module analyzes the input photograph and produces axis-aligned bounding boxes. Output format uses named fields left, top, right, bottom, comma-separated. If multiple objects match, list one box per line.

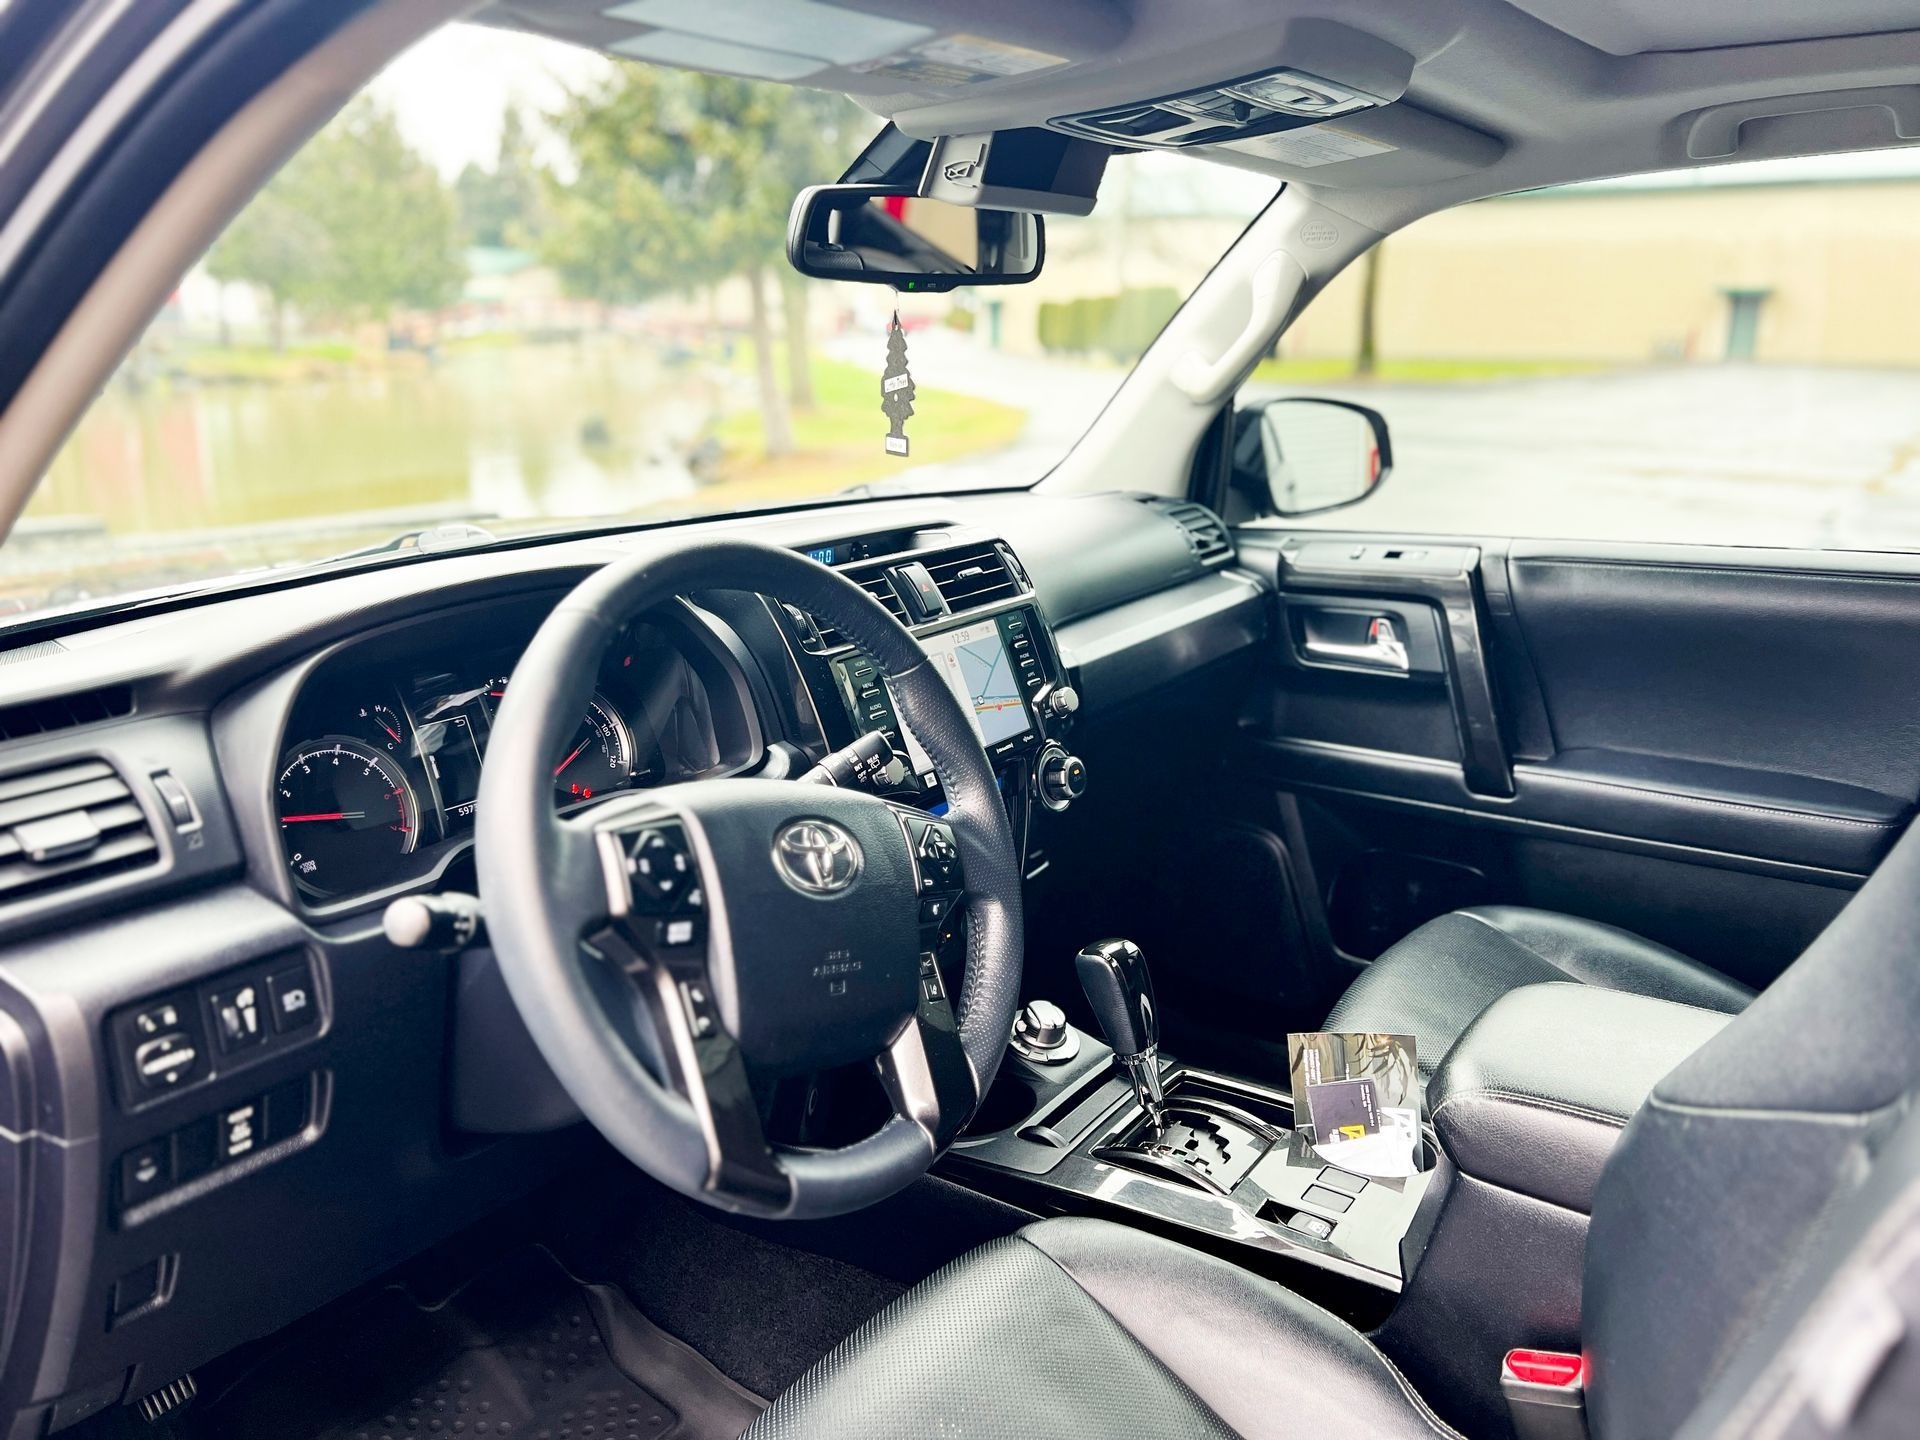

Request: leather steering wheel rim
left=475, top=538, right=1023, bottom=1218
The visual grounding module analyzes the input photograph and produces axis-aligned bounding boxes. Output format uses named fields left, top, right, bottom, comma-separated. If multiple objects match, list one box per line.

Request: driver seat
left=749, top=820, right=1920, bottom=1439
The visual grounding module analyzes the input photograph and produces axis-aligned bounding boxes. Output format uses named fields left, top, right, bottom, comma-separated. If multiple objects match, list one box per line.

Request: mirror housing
left=786, top=184, right=1044, bottom=292
left=1234, top=398, right=1392, bottom=517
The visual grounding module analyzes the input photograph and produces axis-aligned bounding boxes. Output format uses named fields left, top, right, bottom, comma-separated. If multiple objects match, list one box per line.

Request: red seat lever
left=1505, top=1349, right=1585, bottom=1386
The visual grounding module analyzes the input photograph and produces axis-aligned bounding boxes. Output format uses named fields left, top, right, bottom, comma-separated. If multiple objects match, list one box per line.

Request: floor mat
left=190, top=1248, right=764, bottom=1440
left=545, top=1189, right=906, bottom=1401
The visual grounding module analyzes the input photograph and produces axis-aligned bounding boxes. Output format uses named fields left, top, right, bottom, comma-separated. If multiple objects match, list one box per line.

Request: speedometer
left=552, top=693, right=634, bottom=805
left=278, top=739, right=420, bottom=897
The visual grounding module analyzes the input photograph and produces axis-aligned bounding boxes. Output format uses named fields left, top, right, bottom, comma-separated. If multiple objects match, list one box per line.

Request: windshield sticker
left=853, top=33, right=1066, bottom=87
left=881, top=311, right=916, bottom=457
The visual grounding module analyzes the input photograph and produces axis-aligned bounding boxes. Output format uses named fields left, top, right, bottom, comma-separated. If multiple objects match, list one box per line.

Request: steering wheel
left=475, top=539, right=1023, bottom=1218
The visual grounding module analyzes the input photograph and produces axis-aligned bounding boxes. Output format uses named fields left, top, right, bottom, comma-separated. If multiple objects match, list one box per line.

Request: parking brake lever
left=1075, top=938, right=1166, bottom=1129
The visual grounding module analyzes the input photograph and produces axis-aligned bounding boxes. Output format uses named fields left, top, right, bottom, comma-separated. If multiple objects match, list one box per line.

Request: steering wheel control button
left=206, top=980, right=268, bottom=1054
left=680, top=981, right=718, bottom=1038
left=266, top=964, right=318, bottom=1033
left=910, top=820, right=962, bottom=893
left=654, top=915, right=705, bottom=950
left=919, top=895, right=951, bottom=927
left=627, top=827, right=695, bottom=910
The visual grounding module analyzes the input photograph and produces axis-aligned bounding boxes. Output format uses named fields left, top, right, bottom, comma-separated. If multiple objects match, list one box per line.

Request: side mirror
left=787, top=184, right=1043, bottom=293
left=1234, top=398, right=1392, bottom=517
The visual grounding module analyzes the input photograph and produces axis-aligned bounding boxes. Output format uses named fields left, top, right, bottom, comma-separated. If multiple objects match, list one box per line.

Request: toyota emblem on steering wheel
left=773, top=819, right=864, bottom=895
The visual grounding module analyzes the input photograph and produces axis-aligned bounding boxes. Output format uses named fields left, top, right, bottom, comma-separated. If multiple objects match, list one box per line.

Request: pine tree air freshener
left=880, top=308, right=916, bottom=457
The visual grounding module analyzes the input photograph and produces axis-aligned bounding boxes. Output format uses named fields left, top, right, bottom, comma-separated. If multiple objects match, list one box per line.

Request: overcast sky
left=368, top=22, right=609, bottom=180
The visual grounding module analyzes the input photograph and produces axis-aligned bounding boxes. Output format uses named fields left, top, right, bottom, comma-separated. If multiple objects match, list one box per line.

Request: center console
left=946, top=939, right=1444, bottom=1302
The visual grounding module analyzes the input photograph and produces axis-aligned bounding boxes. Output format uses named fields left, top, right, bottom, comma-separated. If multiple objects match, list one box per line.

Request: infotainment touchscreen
left=896, top=618, right=1034, bottom=774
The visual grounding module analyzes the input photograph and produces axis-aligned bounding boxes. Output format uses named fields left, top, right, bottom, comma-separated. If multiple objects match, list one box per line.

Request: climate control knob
left=1037, top=746, right=1087, bottom=811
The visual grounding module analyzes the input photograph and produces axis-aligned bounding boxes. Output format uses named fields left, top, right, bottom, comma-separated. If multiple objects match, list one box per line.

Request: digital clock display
left=807, top=545, right=838, bottom=565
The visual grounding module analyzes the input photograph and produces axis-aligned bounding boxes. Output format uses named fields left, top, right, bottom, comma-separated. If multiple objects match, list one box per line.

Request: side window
left=1241, top=150, right=1920, bottom=550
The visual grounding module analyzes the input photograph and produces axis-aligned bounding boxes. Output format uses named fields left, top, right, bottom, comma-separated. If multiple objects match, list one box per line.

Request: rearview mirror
left=1234, top=398, right=1392, bottom=517
left=787, top=184, right=1043, bottom=292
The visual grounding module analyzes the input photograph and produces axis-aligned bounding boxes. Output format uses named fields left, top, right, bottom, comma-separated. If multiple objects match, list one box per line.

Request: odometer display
left=279, top=739, right=420, bottom=897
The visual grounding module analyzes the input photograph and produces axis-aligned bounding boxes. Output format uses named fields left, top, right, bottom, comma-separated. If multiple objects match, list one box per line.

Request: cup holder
left=966, top=1069, right=1040, bottom=1136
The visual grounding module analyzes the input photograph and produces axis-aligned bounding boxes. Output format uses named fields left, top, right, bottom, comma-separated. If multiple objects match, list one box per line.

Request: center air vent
left=1147, top=500, right=1235, bottom=566
left=923, top=544, right=1020, bottom=610
left=0, top=759, right=156, bottom=901
left=791, top=542, right=1028, bottom=652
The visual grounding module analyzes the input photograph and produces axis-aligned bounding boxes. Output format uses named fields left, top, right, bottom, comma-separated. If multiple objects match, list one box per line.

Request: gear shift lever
left=1075, top=938, right=1166, bottom=1128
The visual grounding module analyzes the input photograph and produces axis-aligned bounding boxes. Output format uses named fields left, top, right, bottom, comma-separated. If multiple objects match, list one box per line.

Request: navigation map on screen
left=895, top=619, right=1032, bottom=777
left=928, top=620, right=1029, bottom=748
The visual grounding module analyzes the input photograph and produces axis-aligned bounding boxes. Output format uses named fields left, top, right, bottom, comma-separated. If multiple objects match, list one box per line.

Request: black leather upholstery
left=744, top=1217, right=1461, bottom=1440
left=1426, top=982, right=1731, bottom=1212
left=1584, top=815, right=1920, bottom=1440
left=1325, top=905, right=1753, bottom=1083
left=760, top=825, right=1920, bottom=1440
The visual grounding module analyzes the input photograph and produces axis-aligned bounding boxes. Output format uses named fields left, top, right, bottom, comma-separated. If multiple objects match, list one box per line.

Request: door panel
left=1234, top=532, right=1920, bottom=998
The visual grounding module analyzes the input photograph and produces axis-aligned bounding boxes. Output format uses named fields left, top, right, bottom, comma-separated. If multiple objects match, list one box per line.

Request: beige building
left=1282, top=176, right=1920, bottom=366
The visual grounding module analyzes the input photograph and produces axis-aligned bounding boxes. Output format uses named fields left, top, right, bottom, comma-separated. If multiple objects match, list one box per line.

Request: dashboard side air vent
left=0, top=683, right=134, bottom=743
left=0, top=758, right=157, bottom=902
left=1148, top=500, right=1236, bottom=566
left=923, top=544, right=1021, bottom=611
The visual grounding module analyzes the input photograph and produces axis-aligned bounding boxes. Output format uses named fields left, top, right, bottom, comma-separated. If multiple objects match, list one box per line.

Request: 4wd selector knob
left=1010, top=998, right=1079, bottom=1064
left=1037, top=746, right=1087, bottom=811
left=1015, top=1000, right=1067, bottom=1050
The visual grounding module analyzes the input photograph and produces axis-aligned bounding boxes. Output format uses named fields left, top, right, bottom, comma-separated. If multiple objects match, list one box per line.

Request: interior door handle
left=1302, top=616, right=1410, bottom=671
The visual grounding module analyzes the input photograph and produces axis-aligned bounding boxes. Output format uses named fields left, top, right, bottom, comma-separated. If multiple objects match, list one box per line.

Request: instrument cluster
left=275, top=605, right=757, bottom=903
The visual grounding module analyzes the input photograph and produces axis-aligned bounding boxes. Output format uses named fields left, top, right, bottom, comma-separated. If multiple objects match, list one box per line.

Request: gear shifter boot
left=1076, top=938, right=1166, bottom=1126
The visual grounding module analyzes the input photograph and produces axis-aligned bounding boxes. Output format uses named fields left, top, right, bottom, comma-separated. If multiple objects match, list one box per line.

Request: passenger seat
left=1323, top=906, right=1753, bottom=1082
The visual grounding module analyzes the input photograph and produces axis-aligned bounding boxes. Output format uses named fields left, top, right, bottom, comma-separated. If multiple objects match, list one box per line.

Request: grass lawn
left=702, top=349, right=1027, bottom=507
left=172, top=340, right=360, bottom=383
left=1250, top=355, right=1613, bottom=385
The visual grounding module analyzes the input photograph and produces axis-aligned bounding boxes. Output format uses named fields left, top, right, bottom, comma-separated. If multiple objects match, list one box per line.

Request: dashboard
left=0, top=488, right=1269, bottom=1437
left=274, top=598, right=763, bottom=904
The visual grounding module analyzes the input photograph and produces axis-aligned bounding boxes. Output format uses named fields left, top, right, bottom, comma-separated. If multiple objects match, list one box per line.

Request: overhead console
left=1041, top=20, right=1501, bottom=186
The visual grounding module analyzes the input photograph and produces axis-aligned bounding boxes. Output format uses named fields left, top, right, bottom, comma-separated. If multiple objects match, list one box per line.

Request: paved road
left=828, top=331, right=1920, bottom=552
left=1245, top=365, right=1920, bottom=550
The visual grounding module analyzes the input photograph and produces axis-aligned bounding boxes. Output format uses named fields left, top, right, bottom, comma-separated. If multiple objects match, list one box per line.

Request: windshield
left=10, top=23, right=1275, bottom=624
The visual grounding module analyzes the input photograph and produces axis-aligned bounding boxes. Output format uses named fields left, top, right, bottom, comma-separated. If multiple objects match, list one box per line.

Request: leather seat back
left=1584, top=820, right=1920, bottom=1437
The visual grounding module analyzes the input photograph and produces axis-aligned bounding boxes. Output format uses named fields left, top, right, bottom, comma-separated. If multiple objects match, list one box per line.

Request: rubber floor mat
left=190, top=1248, right=764, bottom=1440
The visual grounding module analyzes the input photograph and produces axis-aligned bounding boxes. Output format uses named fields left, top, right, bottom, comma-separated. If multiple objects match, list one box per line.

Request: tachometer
left=278, top=739, right=420, bottom=897
left=552, top=693, right=634, bottom=805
